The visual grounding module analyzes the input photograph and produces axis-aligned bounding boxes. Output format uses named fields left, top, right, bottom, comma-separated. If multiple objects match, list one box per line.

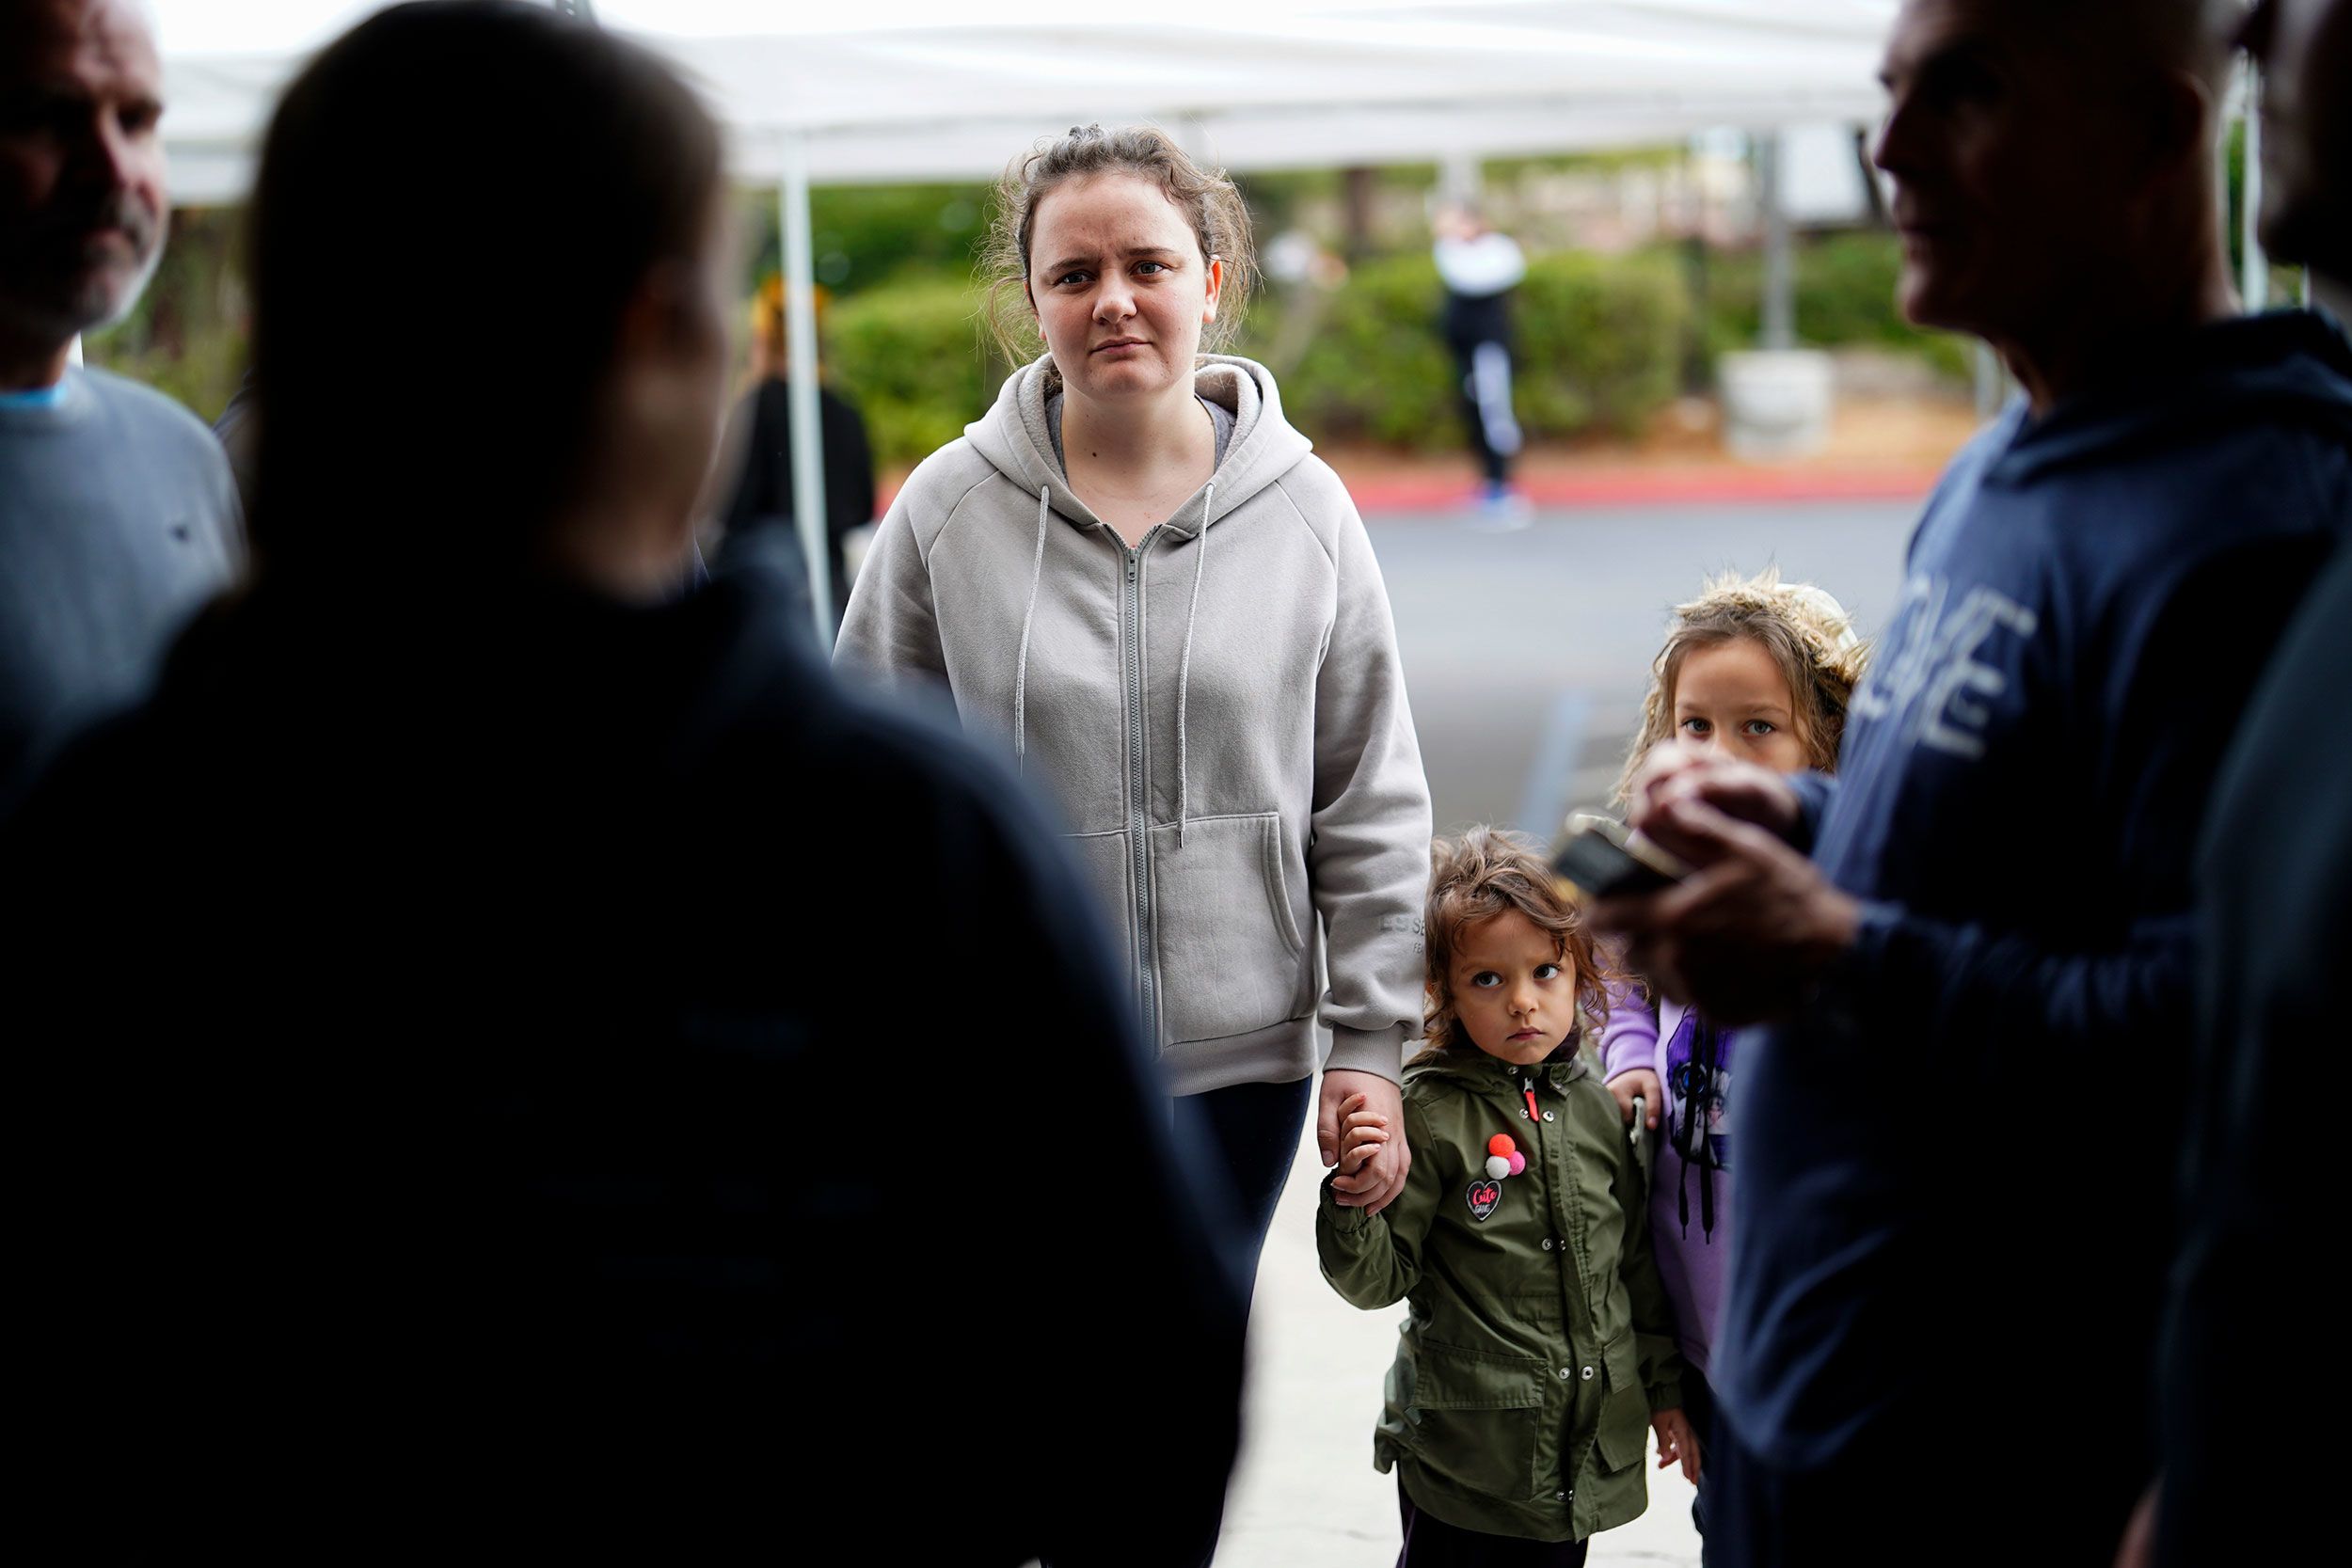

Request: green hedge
left=824, top=279, right=1001, bottom=466
left=1273, top=250, right=1688, bottom=450
left=820, top=234, right=1979, bottom=468
left=1699, top=231, right=1972, bottom=381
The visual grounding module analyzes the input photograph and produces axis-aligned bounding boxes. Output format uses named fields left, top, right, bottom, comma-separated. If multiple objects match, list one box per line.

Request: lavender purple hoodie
left=1599, top=989, right=1735, bottom=1377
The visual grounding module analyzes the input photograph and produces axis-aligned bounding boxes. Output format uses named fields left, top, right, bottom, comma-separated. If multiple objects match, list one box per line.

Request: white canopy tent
left=152, top=0, right=1907, bottom=634
left=144, top=2, right=2280, bottom=635
left=157, top=2, right=1899, bottom=198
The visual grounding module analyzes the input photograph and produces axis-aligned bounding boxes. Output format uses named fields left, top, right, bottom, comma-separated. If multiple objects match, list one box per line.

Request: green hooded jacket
left=1316, top=1043, right=1683, bottom=1544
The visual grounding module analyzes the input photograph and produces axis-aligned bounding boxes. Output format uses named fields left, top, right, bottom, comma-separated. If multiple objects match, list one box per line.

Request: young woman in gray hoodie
left=836, top=126, right=1433, bottom=1269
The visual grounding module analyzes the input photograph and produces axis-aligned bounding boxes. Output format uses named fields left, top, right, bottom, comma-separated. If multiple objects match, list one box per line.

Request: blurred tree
left=2223, top=119, right=2309, bottom=306
left=1701, top=231, right=1972, bottom=381
left=737, top=182, right=992, bottom=301
left=82, top=207, right=246, bottom=423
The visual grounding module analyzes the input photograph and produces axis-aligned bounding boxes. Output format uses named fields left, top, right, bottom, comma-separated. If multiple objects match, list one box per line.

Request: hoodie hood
left=1993, top=309, right=2352, bottom=484
left=964, top=352, right=1314, bottom=538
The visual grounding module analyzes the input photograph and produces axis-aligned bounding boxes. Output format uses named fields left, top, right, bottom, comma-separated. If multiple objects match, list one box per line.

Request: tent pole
left=2241, top=75, right=2267, bottom=311
left=1439, top=150, right=1480, bottom=207
left=779, top=131, right=832, bottom=644
left=1759, top=130, right=1794, bottom=351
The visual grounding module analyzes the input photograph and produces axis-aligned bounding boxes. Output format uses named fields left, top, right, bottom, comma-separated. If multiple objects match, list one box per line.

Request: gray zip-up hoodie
left=836, top=354, right=1431, bottom=1095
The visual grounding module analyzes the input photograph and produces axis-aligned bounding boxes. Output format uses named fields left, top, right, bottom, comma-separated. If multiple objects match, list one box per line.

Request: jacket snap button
left=1540, top=1238, right=1553, bottom=1251
left=1580, top=1366, right=1595, bottom=1381
left=1543, top=1110, right=1556, bottom=1122
left=1557, top=1368, right=1572, bottom=1381
left=1555, top=1491, right=1567, bottom=1502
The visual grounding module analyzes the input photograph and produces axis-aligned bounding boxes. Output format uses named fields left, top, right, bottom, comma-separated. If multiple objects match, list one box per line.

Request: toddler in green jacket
left=1318, top=827, right=1692, bottom=1565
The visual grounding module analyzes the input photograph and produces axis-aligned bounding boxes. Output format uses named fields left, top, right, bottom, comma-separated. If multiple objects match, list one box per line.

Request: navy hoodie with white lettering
left=1713, top=313, right=2352, bottom=1531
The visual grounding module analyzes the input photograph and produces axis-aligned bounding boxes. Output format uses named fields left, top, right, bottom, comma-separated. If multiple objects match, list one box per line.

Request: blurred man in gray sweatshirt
left=0, top=0, right=241, bottom=811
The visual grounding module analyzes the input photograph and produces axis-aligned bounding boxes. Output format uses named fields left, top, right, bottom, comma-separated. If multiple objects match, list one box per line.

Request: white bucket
left=1717, top=349, right=1835, bottom=461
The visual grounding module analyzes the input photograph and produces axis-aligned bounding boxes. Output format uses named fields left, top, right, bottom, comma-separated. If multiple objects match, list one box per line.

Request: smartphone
left=1549, top=813, right=1690, bottom=900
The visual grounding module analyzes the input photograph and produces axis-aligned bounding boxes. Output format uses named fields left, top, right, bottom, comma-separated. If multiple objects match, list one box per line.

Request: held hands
left=1321, top=1069, right=1410, bottom=1216
left=1593, top=741, right=1860, bottom=1026
left=1335, top=1094, right=1390, bottom=1177
left=1606, top=1069, right=1661, bottom=1131
left=1650, top=1406, right=1701, bottom=1483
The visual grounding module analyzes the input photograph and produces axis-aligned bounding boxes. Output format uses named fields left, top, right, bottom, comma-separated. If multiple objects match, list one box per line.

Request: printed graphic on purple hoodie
left=1601, top=989, right=1735, bottom=1375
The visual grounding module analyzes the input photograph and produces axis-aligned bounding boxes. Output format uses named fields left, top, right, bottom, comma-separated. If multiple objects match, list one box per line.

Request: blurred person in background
left=2144, top=2, right=2352, bottom=1563
left=1434, top=200, right=1527, bottom=525
left=0, top=0, right=240, bottom=814
left=1592, top=2, right=2352, bottom=1563
left=837, top=125, right=1434, bottom=1326
left=3, top=6, right=1243, bottom=1558
left=717, top=272, right=875, bottom=624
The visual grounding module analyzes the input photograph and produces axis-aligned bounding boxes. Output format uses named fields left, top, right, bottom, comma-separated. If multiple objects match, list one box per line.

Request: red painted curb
left=1341, top=467, right=1943, bottom=515
left=873, top=466, right=1944, bottom=519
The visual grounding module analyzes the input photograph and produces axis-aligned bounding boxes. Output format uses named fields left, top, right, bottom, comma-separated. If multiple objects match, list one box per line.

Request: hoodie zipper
left=1123, top=528, right=1162, bottom=1042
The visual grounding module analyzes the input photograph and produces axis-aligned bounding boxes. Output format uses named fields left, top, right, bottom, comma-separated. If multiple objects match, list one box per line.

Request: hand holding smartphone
left=1549, top=812, right=1691, bottom=901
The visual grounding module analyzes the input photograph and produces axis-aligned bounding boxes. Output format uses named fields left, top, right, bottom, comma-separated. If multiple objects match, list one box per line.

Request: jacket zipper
left=1123, top=529, right=1162, bottom=1042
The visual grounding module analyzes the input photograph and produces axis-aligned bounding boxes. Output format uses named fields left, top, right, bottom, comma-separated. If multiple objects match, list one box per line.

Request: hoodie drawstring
left=1175, top=480, right=1213, bottom=846
left=1012, top=485, right=1049, bottom=772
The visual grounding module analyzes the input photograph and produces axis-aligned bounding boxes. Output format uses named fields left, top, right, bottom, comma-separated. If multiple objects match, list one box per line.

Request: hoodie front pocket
left=1062, top=830, right=1136, bottom=978
left=1151, top=813, right=1311, bottom=1044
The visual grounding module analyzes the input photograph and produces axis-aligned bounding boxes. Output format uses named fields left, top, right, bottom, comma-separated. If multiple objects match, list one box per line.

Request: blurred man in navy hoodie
left=2152, top=2, right=2352, bottom=1562
left=1595, top=3, right=2352, bottom=1563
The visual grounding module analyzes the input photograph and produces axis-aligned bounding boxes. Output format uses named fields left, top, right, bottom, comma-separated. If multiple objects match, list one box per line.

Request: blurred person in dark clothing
left=2, top=4, right=1243, bottom=1559
left=1592, top=2, right=2352, bottom=1564
left=2146, top=3, right=2352, bottom=1563
left=0, top=0, right=241, bottom=813
left=719, top=272, right=875, bottom=624
left=1434, top=201, right=1527, bottom=523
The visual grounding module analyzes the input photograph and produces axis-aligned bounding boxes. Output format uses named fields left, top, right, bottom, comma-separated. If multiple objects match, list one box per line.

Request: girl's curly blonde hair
left=1613, top=567, right=1870, bottom=803
left=1411, top=827, right=1617, bottom=1066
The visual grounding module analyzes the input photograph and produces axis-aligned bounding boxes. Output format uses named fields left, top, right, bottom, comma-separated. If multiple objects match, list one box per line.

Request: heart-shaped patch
left=1466, top=1180, right=1501, bottom=1222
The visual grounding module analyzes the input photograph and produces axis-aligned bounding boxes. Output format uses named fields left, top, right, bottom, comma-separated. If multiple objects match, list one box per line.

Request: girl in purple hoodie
left=1597, top=569, right=1868, bottom=1537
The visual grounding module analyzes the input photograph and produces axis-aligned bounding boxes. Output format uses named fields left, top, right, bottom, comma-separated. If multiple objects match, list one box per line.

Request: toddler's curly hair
left=1412, top=827, right=1616, bottom=1066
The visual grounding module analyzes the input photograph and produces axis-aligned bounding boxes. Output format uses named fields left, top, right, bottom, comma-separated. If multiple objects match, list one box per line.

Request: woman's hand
left=1321, top=1069, right=1410, bottom=1216
left=1651, top=1406, right=1701, bottom=1482
left=1607, top=1068, right=1662, bottom=1130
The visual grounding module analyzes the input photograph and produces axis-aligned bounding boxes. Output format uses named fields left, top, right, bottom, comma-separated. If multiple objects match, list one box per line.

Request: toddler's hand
left=1651, top=1407, right=1700, bottom=1483
left=1323, top=1070, right=1411, bottom=1215
left=1607, top=1069, right=1661, bottom=1130
left=1338, top=1095, right=1391, bottom=1177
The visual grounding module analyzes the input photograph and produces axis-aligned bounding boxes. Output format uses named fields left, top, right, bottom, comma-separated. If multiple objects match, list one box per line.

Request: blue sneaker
left=1469, top=481, right=1533, bottom=531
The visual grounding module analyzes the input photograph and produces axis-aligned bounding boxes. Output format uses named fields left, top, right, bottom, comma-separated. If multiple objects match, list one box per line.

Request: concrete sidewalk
left=1213, top=1111, right=1703, bottom=1568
